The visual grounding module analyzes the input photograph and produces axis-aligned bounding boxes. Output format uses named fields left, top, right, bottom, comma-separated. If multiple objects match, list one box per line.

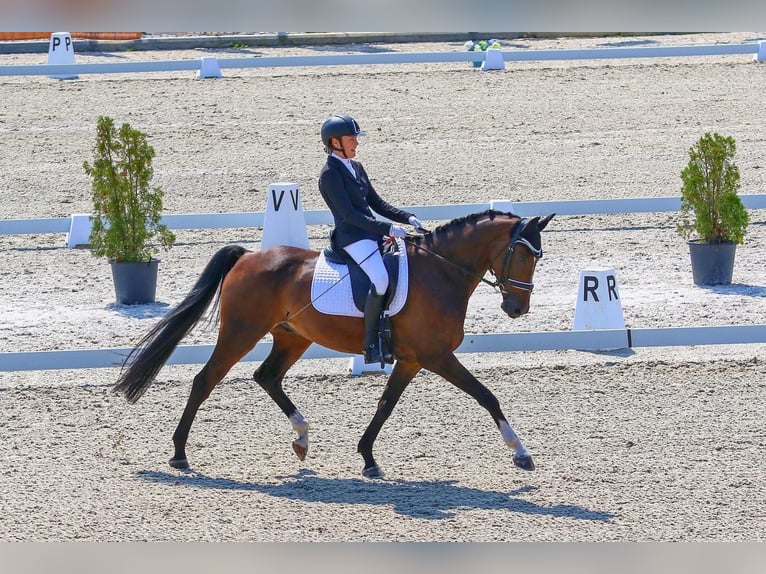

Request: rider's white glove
left=408, top=215, right=425, bottom=231
left=389, top=224, right=407, bottom=238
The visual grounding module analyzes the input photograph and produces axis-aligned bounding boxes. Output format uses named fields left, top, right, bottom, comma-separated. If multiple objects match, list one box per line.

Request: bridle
left=488, top=218, right=543, bottom=294
left=406, top=217, right=543, bottom=294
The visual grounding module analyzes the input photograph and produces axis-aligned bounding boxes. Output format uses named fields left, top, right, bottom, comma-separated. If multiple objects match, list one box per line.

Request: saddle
left=323, top=232, right=401, bottom=313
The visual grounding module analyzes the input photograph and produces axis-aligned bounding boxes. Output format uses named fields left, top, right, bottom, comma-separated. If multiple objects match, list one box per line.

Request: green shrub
left=677, top=132, right=749, bottom=244
left=83, top=116, right=175, bottom=262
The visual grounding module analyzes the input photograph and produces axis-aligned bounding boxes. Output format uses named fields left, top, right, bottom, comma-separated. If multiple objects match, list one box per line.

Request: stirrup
left=364, top=343, right=383, bottom=365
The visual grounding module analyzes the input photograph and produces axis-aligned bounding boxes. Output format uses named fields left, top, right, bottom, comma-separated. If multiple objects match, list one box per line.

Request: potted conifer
left=83, top=116, right=176, bottom=304
left=676, top=132, right=749, bottom=286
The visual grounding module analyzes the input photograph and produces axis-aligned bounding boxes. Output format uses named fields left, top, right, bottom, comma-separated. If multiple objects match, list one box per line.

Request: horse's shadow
left=136, top=468, right=616, bottom=522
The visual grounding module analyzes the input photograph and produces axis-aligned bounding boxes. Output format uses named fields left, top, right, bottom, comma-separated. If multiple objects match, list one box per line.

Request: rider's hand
left=408, top=215, right=427, bottom=233
left=389, top=224, right=407, bottom=238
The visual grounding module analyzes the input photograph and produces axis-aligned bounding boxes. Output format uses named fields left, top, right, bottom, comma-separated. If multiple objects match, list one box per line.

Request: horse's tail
left=113, top=245, right=248, bottom=404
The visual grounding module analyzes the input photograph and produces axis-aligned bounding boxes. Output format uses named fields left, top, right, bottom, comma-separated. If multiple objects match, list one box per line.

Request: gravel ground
left=0, top=33, right=764, bottom=541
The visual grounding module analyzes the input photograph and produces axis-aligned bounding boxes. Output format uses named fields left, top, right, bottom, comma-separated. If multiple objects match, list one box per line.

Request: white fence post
left=196, top=57, right=222, bottom=78
left=482, top=48, right=505, bottom=71
left=66, top=214, right=92, bottom=248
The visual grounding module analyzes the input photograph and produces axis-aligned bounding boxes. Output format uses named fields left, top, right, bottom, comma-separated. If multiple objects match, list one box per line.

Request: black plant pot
left=110, top=260, right=160, bottom=304
left=687, top=241, right=736, bottom=286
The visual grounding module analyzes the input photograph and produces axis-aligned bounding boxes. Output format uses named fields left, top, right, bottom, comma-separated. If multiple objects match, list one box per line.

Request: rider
left=318, top=114, right=426, bottom=364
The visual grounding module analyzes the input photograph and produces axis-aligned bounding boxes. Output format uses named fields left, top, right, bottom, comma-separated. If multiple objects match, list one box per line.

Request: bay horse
left=114, top=210, right=554, bottom=478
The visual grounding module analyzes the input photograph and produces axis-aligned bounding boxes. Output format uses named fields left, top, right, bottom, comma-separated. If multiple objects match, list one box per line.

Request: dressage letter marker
left=261, top=182, right=310, bottom=250
left=573, top=267, right=625, bottom=331
left=47, top=32, right=78, bottom=80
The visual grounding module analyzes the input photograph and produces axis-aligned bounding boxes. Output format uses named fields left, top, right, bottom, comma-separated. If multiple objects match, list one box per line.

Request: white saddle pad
left=311, top=238, right=409, bottom=317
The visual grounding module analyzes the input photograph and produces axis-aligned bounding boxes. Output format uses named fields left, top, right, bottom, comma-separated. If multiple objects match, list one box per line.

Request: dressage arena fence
left=0, top=40, right=765, bottom=78
left=3, top=195, right=766, bottom=237
left=2, top=326, right=766, bottom=372
left=2, top=196, right=766, bottom=372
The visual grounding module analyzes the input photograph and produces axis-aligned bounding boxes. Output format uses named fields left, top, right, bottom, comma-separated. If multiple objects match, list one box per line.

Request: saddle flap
left=347, top=242, right=400, bottom=312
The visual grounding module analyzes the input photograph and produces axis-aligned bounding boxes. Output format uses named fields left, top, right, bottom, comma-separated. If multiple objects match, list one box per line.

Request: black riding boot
left=379, top=314, right=394, bottom=364
left=363, top=288, right=385, bottom=365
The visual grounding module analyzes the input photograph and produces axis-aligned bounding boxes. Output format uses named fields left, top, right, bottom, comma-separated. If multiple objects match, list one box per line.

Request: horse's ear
left=538, top=213, right=555, bottom=231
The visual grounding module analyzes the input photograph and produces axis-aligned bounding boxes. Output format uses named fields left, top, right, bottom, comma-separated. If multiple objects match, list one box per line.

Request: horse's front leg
left=253, top=330, right=313, bottom=461
left=357, top=359, right=422, bottom=478
left=420, top=351, right=535, bottom=471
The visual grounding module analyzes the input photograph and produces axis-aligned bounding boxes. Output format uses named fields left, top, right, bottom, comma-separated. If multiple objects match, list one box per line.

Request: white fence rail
left=0, top=43, right=764, bottom=77
left=2, top=325, right=765, bottom=372
left=3, top=195, right=766, bottom=238
left=3, top=195, right=765, bottom=371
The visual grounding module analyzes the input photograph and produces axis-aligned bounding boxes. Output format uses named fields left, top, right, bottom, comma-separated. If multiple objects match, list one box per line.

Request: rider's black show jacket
left=319, top=155, right=413, bottom=248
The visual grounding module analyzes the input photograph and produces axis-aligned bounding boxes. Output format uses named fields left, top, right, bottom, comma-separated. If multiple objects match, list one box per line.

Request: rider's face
left=335, top=135, right=358, bottom=159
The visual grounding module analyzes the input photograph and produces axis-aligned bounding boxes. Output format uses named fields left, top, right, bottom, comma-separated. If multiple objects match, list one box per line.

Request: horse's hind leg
left=253, top=328, right=313, bottom=461
left=420, top=351, right=535, bottom=471
left=170, top=363, right=217, bottom=469
left=170, top=319, right=267, bottom=470
left=357, top=359, right=422, bottom=478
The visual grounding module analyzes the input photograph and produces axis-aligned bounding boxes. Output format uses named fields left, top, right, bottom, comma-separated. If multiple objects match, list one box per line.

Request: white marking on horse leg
left=499, top=420, right=530, bottom=457
left=289, top=411, right=309, bottom=449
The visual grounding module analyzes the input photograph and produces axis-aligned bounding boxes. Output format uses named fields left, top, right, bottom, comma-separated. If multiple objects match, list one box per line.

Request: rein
left=405, top=219, right=543, bottom=294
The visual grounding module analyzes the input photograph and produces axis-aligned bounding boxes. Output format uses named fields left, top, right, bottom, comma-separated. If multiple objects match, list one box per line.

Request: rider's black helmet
left=321, top=114, right=366, bottom=150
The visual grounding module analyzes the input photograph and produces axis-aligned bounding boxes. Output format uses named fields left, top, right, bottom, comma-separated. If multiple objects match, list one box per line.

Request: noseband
left=488, top=218, right=543, bottom=294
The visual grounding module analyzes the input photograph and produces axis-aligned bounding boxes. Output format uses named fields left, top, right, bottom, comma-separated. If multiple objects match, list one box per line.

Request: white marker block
left=261, top=182, right=310, bottom=250
left=66, top=213, right=92, bottom=248
left=348, top=355, right=393, bottom=376
left=573, top=267, right=625, bottom=331
left=197, top=57, right=222, bottom=79
left=47, top=32, right=78, bottom=80
left=755, top=41, right=766, bottom=62
left=481, top=48, right=505, bottom=71
left=490, top=199, right=516, bottom=213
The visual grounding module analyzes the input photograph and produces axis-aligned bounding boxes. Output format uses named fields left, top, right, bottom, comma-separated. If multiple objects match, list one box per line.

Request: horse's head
left=490, top=214, right=554, bottom=318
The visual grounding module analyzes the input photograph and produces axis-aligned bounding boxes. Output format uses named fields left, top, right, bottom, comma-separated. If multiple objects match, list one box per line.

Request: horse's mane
left=410, top=209, right=519, bottom=245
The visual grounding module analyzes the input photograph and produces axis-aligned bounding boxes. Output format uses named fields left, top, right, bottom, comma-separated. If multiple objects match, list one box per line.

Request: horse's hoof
left=169, top=457, right=189, bottom=470
left=362, top=465, right=385, bottom=479
left=292, top=440, right=308, bottom=461
left=513, top=454, right=536, bottom=471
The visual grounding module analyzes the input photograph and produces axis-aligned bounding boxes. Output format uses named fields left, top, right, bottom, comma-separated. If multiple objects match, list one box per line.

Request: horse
left=114, top=210, right=554, bottom=478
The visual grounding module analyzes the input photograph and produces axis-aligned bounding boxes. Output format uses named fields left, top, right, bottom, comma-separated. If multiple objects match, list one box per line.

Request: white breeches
left=344, top=239, right=389, bottom=295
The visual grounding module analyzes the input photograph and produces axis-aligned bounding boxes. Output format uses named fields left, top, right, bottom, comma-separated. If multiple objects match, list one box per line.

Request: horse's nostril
left=503, top=303, right=519, bottom=317
left=502, top=298, right=529, bottom=318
